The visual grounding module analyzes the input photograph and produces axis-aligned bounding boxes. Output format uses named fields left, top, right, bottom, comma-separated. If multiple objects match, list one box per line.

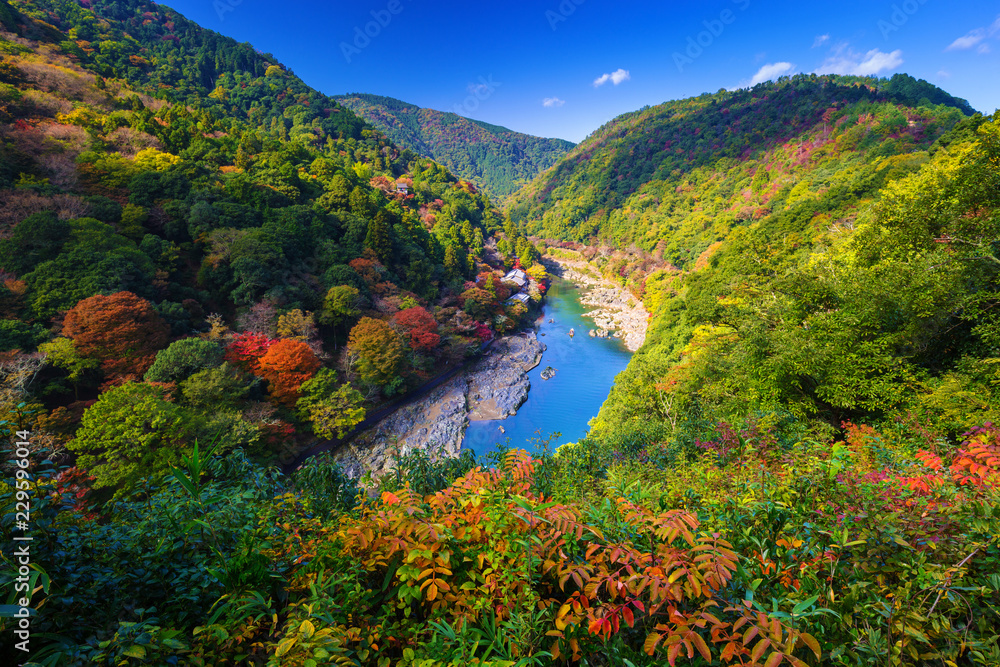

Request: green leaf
left=275, top=637, right=296, bottom=658
left=123, top=645, right=147, bottom=658
left=792, top=595, right=819, bottom=615
left=169, top=466, right=198, bottom=498
left=0, top=604, right=35, bottom=617
left=903, top=625, right=930, bottom=643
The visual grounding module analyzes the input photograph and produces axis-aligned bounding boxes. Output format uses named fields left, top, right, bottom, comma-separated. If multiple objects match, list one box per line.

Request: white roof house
left=506, top=292, right=530, bottom=306
left=503, top=269, right=528, bottom=289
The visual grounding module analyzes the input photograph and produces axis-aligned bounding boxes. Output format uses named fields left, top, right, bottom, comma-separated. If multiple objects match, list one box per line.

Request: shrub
left=145, top=338, right=224, bottom=384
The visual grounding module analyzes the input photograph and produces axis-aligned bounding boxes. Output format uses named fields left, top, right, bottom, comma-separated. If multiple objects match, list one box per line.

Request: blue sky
left=164, top=0, right=999, bottom=143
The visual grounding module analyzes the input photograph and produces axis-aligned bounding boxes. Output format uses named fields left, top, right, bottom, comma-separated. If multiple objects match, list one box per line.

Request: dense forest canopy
left=0, top=0, right=552, bottom=485
left=1, top=0, right=999, bottom=665
left=508, top=74, right=974, bottom=252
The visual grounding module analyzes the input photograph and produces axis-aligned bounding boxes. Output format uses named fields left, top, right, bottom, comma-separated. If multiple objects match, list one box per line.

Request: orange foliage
left=949, top=424, right=1000, bottom=489
left=63, top=291, right=169, bottom=381
left=348, top=257, right=385, bottom=288
left=283, top=450, right=818, bottom=666
left=257, top=339, right=321, bottom=406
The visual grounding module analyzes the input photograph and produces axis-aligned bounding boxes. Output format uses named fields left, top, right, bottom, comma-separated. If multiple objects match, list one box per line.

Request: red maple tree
left=225, top=332, right=278, bottom=373
left=392, top=306, right=441, bottom=352
left=63, top=291, right=169, bottom=381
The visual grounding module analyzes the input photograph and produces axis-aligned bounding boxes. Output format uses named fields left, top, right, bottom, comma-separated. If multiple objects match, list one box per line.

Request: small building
left=395, top=183, right=410, bottom=194
left=506, top=293, right=530, bottom=306
left=503, top=269, right=528, bottom=289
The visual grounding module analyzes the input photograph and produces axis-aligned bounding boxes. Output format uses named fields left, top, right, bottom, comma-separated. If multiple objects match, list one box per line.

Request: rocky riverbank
left=323, top=331, right=543, bottom=480
left=543, top=256, right=648, bottom=352
left=310, top=256, right=647, bottom=481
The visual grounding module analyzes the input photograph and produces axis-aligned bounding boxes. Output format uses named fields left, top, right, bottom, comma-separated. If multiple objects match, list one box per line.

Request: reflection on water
left=462, top=277, right=634, bottom=457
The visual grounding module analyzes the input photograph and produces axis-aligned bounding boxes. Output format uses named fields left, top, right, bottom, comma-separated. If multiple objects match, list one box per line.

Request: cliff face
left=330, top=331, right=543, bottom=480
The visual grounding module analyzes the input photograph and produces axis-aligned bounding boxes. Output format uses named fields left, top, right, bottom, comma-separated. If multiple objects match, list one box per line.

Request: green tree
left=364, top=211, right=395, bottom=264
left=69, top=382, right=199, bottom=493
left=349, top=186, right=374, bottom=217
left=39, top=337, right=97, bottom=397
left=0, top=211, right=69, bottom=275
left=320, top=284, right=363, bottom=347
left=296, top=369, right=366, bottom=439
left=180, top=362, right=249, bottom=409
left=0, top=320, right=49, bottom=352
left=145, top=338, right=225, bottom=384
left=319, top=174, right=352, bottom=211
left=23, top=219, right=156, bottom=319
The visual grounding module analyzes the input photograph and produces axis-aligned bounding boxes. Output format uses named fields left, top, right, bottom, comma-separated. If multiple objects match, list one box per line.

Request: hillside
left=509, top=74, right=975, bottom=257
left=0, top=1, right=551, bottom=657
left=504, top=73, right=992, bottom=429
left=335, top=92, right=575, bottom=203
left=0, top=0, right=554, bottom=451
left=511, top=76, right=1000, bottom=664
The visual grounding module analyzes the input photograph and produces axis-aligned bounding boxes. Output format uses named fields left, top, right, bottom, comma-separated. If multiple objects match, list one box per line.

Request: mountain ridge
left=508, top=72, right=976, bottom=254
left=334, top=92, right=575, bottom=204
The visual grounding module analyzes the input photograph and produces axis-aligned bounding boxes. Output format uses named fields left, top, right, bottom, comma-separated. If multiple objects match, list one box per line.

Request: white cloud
left=749, top=62, right=795, bottom=86
left=812, top=34, right=830, bottom=48
left=947, top=28, right=987, bottom=51
left=593, top=68, right=630, bottom=87
left=854, top=48, right=904, bottom=75
left=813, top=47, right=903, bottom=76
left=946, top=15, right=1000, bottom=51
left=542, top=97, right=565, bottom=108
left=937, top=69, right=951, bottom=79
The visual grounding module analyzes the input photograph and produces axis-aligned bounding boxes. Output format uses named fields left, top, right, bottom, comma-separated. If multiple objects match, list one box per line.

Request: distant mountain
left=334, top=93, right=575, bottom=204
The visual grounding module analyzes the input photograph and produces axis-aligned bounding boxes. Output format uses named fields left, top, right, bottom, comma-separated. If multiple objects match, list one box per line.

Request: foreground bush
left=262, top=450, right=819, bottom=666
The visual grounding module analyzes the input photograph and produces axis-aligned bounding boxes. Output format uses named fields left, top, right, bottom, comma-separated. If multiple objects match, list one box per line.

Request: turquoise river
left=462, top=276, right=634, bottom=457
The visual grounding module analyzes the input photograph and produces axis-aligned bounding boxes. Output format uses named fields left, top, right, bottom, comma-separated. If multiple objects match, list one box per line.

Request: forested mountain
left=507, top=73, right=993, bottom=434
left=510, top=74, right=975, bottom=255
left=0, top=2, right=548, bottom=654
left=0, top=0, right=550, bottom=464
left=335, top=93, right=575, bottom=203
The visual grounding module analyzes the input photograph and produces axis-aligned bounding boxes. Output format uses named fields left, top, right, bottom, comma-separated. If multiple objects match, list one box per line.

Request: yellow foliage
left=56, top=105, right=103, bottom=130
left=277, top=309, right=317, bottom=341
left=133, top=147, right=182, bottom=171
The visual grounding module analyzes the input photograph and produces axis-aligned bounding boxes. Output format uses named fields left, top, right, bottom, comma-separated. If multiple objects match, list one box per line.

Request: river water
left=461, top=276, right=634, bottom=457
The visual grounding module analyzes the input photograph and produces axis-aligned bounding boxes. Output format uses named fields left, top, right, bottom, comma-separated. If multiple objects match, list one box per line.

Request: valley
left=1, top=0, right=999, bottom=665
